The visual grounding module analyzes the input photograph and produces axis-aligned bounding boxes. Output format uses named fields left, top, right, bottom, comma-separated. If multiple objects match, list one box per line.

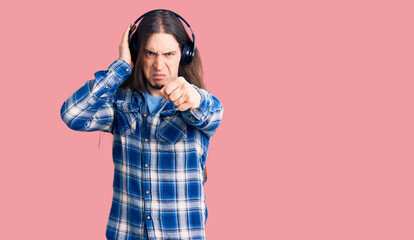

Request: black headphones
left=128, top=9, right=196, bottom=65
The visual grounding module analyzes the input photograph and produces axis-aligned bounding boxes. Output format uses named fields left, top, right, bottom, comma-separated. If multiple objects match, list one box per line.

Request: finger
left=122, top=23, right=132, bottom=43
left=168, top=87, right=184, bottom=102
left=173, top=94, right=187, bottom=107
left=178, top=102, right=192, bottom=112
left=164, top=80, right=181, bottom=95
left=162, top=80, right=181, bottom=98
left=159, top=86, right=169, bottom=101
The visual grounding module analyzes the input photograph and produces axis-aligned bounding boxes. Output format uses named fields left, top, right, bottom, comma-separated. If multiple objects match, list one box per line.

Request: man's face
left=142, top=33, right=181, bottom=94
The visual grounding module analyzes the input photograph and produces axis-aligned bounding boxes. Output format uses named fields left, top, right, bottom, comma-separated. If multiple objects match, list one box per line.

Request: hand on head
left=119, top=23, right=134, bottom=68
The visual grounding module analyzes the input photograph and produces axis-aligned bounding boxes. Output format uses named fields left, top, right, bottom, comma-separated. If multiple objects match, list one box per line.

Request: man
left=60, top=9, right=223, bottom=240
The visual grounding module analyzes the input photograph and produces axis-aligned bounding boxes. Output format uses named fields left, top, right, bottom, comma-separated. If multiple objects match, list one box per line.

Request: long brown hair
left=119, top=10, right=208, bottom=182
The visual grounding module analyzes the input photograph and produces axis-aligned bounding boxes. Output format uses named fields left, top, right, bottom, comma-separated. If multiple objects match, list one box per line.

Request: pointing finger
left=169, top=87, right=184, bottom=102
left=159, top=86, right=169, bottom=101
left=163, top=78, right=181, bottom=96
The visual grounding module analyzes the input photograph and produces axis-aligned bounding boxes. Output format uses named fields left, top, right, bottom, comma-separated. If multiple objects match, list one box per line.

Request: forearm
left=60, top=58, right=132, bottom=132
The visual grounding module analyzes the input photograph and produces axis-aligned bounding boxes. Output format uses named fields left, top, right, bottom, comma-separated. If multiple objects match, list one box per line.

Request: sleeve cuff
left=108, top=58, right=132, bottom=81
left=181, top=84, right=209, bottom=122
left=88, top=58, right=132, bottom=105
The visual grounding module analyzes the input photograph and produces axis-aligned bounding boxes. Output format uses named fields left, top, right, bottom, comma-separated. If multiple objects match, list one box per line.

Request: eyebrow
left=144, top=49, right=177, bottom=54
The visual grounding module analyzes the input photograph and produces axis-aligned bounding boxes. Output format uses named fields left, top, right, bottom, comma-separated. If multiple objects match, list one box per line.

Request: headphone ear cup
left=180, top=44, right=193, bottom=65
left=129, top=40, right=138, bottom=65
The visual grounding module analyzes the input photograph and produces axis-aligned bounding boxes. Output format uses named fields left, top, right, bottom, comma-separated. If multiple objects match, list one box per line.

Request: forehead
left=145, top=33, right=180, bottom=51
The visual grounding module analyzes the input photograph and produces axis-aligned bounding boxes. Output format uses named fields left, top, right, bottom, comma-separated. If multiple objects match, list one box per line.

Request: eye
left=164, top=52, right=174, bottom=56
left=145, top=51, right=155, bottom=56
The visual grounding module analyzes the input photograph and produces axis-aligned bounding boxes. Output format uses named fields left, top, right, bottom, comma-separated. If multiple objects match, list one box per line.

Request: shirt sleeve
left=181, top=85, right=224, bottom=138
left=60, top=58, right=132, bottom=133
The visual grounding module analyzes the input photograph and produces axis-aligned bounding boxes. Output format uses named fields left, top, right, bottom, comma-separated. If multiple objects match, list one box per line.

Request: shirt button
left=193, top=109, right=197, bottom=112
left=147, top=216, right=151, bottom=220
left=145, top=139, right=148, bottom=142
left=126, top=68, right=129, bottom=71
left=105, top=86, right=109, bottom=89
left=144, top=114, right=147, bottom=117
left=126, top=108, right=129, bottom=111
left=146, top=191, right=149, bottom=194
left=145, top=164, right=148, bottom=167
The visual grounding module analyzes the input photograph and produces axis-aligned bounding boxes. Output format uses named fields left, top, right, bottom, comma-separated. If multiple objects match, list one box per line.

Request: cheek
left=167, top=59, right=180, bottom=74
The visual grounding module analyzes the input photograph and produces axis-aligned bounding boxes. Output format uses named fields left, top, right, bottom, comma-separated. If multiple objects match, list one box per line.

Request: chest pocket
left=158, top=113, right=187, bottom=144
left=116, top=100, right=141, bottom=136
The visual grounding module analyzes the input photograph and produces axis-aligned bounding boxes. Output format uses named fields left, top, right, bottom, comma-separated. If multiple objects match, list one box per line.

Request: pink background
left=1, top=0, right=413, bottom=239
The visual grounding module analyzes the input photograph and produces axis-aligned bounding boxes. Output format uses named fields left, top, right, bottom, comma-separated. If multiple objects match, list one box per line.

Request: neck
left=148, top=88, right=161, bottom=97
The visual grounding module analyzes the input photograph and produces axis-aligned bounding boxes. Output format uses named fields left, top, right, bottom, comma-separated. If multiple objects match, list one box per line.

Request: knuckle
left=179, top=77, right=186, bottom=83
left=181, top=85, right=189, bottom=94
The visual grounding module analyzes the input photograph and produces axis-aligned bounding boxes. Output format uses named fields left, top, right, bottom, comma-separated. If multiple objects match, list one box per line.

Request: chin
left=152, top=84, right=164, bottom=90
left=146, top=80, right=165, bottom=90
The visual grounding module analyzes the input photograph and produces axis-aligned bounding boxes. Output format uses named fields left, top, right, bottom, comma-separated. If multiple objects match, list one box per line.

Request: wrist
left=190, top=85, right=202, bottom=109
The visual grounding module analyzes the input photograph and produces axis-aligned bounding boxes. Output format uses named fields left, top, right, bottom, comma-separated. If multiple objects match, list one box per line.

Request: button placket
left=142, top=107, right=152, bottom=225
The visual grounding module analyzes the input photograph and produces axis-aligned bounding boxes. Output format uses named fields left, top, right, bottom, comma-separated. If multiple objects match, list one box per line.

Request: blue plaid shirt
left=60, top=58, right=223, bottom=240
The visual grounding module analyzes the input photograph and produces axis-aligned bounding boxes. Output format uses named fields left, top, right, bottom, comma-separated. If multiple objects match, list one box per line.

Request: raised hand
left=119, top=23, right=134, bottom=68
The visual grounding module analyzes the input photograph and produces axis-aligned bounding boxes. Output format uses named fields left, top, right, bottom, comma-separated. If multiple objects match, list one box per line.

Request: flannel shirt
left=60, top=58, right=223, bottom=240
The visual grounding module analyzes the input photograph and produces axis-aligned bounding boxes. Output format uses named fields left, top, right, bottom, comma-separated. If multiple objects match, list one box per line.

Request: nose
left=153, top=54, right=164, bottom=70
